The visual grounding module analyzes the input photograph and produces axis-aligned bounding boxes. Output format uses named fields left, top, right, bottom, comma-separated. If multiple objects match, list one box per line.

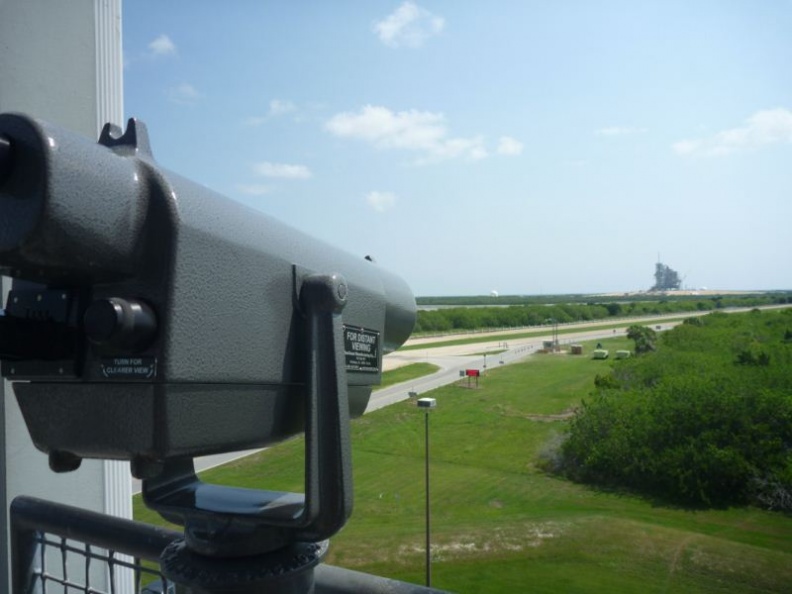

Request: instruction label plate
left=343, top=326, right=380, bottom=373
left=100, top=357, right=157, bottom=379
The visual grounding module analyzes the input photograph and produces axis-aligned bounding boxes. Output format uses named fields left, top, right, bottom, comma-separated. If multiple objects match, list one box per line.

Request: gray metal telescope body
left=0, top=113, right=416, bottom=466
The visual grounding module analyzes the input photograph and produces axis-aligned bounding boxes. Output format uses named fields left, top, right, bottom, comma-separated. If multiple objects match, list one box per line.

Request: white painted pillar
left=0, top=1, right=130, bottom=591
left=93, top=1, right=134, bottom=532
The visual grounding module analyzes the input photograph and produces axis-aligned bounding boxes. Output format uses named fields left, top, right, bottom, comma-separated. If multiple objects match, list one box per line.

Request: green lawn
left=377, top=362, right=440, bottom=389
left=134, top=336, right=792, bottom=593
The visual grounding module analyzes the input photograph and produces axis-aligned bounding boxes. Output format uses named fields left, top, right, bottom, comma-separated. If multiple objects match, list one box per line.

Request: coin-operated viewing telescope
left=0, top=113, right=420, bottom=592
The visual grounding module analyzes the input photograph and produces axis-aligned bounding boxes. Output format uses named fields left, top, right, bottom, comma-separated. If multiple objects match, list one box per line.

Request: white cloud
left=366, top=191, right=397, bottom=212
left=236, top=184, right=271, bottom=196
left=671, top=139, right=700, bottom=156
left=244, top=100, right=299, bottom=127
left=497, top=136, right=524, bottom=156
left=673, top=108, right=792, bottom=157
left=469, top=144, right=489, bottom=160
left=325, top=105, right=486, bottom=163
left=253, top=161, right=312, bottom=179
left=327, top=105, right=444, bottom=149
left=269, top=99, right=297, bottom=117
left=595, top=126, right=647, bottom=137
left=149, top=34, right=176, bottom=57
left=373, top=2, right=445, bottom=48
left=426, top=136, right=487, bottom=162
left=167, top=83, right=201, bottom=104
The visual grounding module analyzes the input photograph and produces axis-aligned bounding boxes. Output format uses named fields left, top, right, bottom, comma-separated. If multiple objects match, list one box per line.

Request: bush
left=593, top=373, right=620, bottom=389
left=626, top=325, right=656, bottom=354
left=751, top=471, right=792, bottom=512
left=557, top=310, right=792, bottom=508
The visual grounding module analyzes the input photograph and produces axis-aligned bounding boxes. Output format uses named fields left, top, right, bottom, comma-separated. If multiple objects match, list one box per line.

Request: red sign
left=465, top=369, right=480, bottom=377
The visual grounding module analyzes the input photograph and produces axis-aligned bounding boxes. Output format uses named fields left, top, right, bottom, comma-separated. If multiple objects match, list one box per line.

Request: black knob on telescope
left=84, top=298, right=156, bottom=352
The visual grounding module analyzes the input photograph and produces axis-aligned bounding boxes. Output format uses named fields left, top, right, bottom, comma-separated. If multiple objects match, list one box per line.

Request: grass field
left=133, top=335, right=792, bottom=593
left=376, top=362, right=440, bottom=389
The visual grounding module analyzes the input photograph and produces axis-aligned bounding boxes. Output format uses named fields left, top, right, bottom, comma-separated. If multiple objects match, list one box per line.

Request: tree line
left=414, top=293, right=791, bottom=334
left=416, top=291, right=792, bottom=307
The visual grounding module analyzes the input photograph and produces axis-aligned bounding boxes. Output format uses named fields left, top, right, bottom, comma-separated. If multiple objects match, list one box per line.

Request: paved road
left=365, top=320, right=679, bottom=413
left=132, top=448, right=263, bottom=494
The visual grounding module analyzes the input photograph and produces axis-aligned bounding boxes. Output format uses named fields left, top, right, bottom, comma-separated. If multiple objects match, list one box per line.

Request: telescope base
left=160, top=539, right=327, bottom=594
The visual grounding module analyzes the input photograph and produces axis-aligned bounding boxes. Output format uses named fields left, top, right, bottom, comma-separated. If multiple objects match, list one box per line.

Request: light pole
left=417, top=397, right=436, bottom=587
left=546, top=317, right=559, bottom=351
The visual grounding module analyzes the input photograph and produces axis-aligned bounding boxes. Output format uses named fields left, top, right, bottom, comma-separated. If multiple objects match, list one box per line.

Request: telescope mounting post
left=141, top=273, right=353, bottom=593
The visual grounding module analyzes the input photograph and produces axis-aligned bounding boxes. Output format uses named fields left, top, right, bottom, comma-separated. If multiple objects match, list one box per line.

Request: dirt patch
left=494, top=402, right=578, bottom=422
left=396, top=522, right=564, bottom=562
left=524, top=409, right=579, bottom=422
left=668, top=535, right=696, bottom=576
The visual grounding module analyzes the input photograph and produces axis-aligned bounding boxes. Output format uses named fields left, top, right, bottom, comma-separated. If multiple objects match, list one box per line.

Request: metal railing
left=10, top=496, right=449, bottom=594
left=11, top=496, right=180, bottom=594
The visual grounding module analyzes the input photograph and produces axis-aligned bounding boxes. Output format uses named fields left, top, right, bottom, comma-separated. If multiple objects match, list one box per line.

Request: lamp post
left=545, top=317, right=559, bottom=351
left=417, top=397, right=436, bottom=587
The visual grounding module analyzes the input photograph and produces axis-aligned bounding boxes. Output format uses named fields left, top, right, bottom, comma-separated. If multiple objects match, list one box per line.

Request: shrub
left=557, top=310, right=792, bottom=508
left=594, top=373, right=620, bottom=389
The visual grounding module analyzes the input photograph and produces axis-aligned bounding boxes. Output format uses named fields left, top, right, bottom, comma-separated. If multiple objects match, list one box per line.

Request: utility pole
left=417, top=397, right=437, bottom=587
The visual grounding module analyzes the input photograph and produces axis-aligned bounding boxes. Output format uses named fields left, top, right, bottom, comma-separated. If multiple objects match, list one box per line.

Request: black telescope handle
left=299, top=273, right=355, bottom=540
left=141, top=273, right=354, bottom=557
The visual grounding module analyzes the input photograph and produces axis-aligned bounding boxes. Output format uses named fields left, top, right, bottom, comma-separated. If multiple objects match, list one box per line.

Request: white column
left=94, top=0, right=134, bottom=528
left=0, top=1, right=129, bottom=592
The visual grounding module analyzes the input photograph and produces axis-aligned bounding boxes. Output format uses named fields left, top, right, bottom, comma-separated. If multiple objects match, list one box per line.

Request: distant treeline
left=554, top=309, right=792, bottom=509
left=416, top=292, right=787, bottom=307
left=414, top=293, right=792, bottom=334
left=418, top=294, right=607, bottom=306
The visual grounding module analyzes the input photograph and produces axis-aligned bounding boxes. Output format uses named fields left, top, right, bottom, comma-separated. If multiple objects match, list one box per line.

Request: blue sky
left=122, top=1, right=791, bottom=296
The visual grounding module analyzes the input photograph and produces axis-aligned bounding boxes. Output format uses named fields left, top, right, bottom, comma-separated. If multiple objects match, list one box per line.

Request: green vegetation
left=414, top=293, right=792, bottom=334
left=559, top=310, right=792, bottom=510
left=377, top=362, right=440, bottom=389
left=416, top=292, right=791, bottom=308
left=134, top=327, right=792, bottom=593
left=625, top=324, right=657, bottom=354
